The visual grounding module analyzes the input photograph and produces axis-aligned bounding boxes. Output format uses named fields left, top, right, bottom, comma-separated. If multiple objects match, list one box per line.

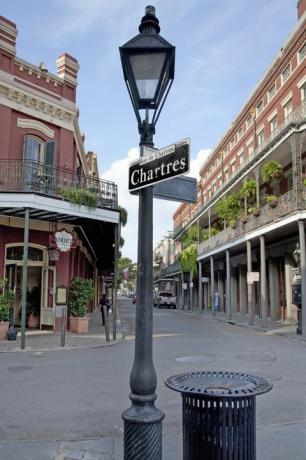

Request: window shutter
left=23, top=136, right=31, bottom=160
left=45, top=141, right=55, bottom=166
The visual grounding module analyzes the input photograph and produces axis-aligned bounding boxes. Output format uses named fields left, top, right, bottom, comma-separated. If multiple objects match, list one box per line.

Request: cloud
left=101, top=147, right=211, bottom=261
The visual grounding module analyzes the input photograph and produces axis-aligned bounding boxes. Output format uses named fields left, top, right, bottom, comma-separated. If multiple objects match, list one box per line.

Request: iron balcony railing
left=0, top=160, right=118, bottom=209
left=198, top=189, right=301, bottom=256
left=174, top=100, right=306, bottom=239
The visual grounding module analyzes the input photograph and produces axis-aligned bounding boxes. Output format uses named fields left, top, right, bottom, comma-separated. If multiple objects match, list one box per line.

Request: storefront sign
left=49, top=230, right=76, bottom=252
left=247, top=271, right=259, bottom=284
left=129, top=138, right=190, bottom=192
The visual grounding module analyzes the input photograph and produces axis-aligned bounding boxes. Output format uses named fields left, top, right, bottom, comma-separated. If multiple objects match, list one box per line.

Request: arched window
left=23, top=135, right=55, bottom=166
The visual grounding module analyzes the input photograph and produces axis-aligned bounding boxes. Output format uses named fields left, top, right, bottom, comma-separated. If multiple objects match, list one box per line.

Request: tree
left=118, top=257, right=137, bottom=291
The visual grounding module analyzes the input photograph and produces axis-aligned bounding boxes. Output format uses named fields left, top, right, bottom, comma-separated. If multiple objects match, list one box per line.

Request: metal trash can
left=165, top=371, right=272, bottom=460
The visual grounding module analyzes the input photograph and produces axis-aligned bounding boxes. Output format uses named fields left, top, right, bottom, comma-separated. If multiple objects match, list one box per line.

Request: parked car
left=153, top=291, right=176, bottom=309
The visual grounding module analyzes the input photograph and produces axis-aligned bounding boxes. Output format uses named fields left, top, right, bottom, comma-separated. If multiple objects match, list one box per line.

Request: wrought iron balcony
left=0, top=160, right=118, bottom=209
left=198, top=189, right=301, bottom=257
left=174, top=100, right=306, bottom=239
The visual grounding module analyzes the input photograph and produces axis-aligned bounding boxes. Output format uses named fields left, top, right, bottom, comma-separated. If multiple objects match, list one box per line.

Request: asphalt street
left=0, top=297, right=305, bottom=459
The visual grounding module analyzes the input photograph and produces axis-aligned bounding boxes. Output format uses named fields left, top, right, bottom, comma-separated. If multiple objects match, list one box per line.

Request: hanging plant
left=179, top=244, right=198, bottom=278
left=265, top=194, right=278, bottom=207
left=239, top=179, right=257, bottom=202
left=200, top=227, right=220, bottom=241
left=261, top=160, right=283, bottom=184
left=214, top=193, right=241, bottom=225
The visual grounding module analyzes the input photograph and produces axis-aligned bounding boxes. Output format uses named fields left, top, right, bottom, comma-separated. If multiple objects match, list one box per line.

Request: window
left=238, top=150, right=244, bottom=165
left=23, top=135, right=55, bottom=166
left=231, top=161, right=236, bottom=174
left=224, top=169, right=229, bottom=181
left=248, top=141, right=254, bottom=155
left=246, top=115, right=253, bottom=129
left=257, top=129, right=264, bottom=146
left=283, top=99, right=293, bottom=119
left=256, top=101, right=264, bottom=116
left=268, top=83, right=276, bottom=101
left=298, top=42, right=306, bottom=64
left=270, top=116, right=277, bottom=133
left=238, top=127, right=243, bottom=139
left=301, top=82, right=306, bottom=101
left=281, top=63, right=291, bottom=84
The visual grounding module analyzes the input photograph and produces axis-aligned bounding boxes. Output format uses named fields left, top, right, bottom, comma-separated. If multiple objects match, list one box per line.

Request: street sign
left=129, top=138, right=190, bottom=192
left=130, top=175, right=197, bottom=203
left=202, top=277, right=209, bottom=283
left=247, top=271, right=259, bottom=284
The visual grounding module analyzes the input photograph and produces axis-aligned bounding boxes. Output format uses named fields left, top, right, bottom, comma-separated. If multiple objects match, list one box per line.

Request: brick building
left=161, top=1, right=306, bottom=332
left=0, top=16, right=119, bottom=330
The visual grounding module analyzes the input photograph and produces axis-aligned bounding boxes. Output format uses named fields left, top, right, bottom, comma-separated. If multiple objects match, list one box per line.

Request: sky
left=1, top=0, right=297, bottom=261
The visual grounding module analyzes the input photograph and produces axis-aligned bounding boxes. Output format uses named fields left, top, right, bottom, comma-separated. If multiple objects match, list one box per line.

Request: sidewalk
left=0, top=308, right=122, bottom=353
left=178, top=306, right=302, bottom=339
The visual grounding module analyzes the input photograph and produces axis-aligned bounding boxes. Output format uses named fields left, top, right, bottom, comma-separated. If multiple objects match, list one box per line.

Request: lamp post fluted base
left=122, top=393, right=164, bottom=460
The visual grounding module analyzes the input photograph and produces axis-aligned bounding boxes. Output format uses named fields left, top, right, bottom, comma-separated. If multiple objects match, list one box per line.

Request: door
left=40, top=267, right=56, bottom=328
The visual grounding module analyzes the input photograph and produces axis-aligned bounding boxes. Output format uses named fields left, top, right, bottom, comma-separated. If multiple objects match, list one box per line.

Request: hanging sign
left=49, top=230, right=76, bottom=252
left=247, top=271, right=259, bottom=284
left=182, top=283, right=188, bottom=290
left=129, top=138, right=190, bottom=192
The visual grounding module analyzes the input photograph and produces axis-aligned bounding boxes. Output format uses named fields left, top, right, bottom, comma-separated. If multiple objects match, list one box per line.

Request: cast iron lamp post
left=119, top=6, right=175, bottom=459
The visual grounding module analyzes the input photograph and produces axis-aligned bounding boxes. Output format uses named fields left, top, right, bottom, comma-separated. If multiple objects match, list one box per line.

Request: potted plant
left=265, top=194, right=278, bottom=208
left=214, top=193, right=241, bottom=227
left=261, top=160, right=283, bottom=184
left=68, top=277, right=94, bottom=333
left=229, top=219, right=237, bottom=229
left=0, top=279, right=14, bottom=340
left=248, top=207, right=260, bottom=217
left=240, top=213, right=248, bottom=224
left=26, top=286, right=40, bottom=328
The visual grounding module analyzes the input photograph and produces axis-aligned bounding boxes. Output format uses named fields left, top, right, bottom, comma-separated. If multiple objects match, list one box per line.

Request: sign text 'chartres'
left=128, top=138, right=190, bottom=192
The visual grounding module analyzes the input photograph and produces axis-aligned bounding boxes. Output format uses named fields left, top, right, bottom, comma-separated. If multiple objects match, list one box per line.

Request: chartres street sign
left=129, top=138, right=190, bottom=192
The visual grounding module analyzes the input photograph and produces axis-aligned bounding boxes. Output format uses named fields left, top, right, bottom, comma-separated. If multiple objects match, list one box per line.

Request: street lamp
left=119, top=6, right=175, bottom=459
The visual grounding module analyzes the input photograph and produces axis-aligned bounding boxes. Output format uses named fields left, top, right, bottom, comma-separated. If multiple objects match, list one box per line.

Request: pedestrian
left=213, top=292, right=220, bottom=316
left=100, top=294, right=110, bottom=326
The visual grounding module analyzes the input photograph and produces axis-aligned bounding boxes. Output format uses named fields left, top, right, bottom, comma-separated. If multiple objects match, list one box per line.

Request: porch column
left=284, top=255, right=294, bottom=320
left=198, top=261, right=203, bottom=310
left=210, top=256, right=214, bottom=312
left=231, top=268, right=238, bottom=313
left=298, top=220, right=306, bottom=337
left=269, top=259, right=280, bottom=320
left=260, top=235, right=267, bottom=329
left=21, top=208, right=30, bottom=350
left=226, top=250, right=231, bottom=320
left=247, top=240, right=254, bottom=326
left=239, top=266, right=247, bottom=315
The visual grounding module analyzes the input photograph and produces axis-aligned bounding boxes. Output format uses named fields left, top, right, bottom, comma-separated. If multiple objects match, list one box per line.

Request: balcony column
left=21, top=208, right=30, bottom=350
left=231, top=268, right=238, bottom=313
left=198, top=261, right=203, bottom=310
left=298, top=220, right=306, bottom=337
left=217, top=271, right=224, bottom=311
left=269, top=259, right=280, bottom=320
left=226, top=250, right=231, bottom=320
left=247, top=240, right=254, bottom=326
left=208, top=209, right=211, bottom=238
left=260, top=236, right=267, bottom=329
left=210, top=256, right=214, bottom=313
left=289, top=132, right=303, bottom=209
left=284, top=254, right=294, bottom=320
left=239, top=266, right=247, bottom=315
left=255, top=168, right=260, bottom=208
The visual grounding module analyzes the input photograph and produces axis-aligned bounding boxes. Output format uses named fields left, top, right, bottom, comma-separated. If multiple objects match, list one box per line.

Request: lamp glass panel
left=129, top=52, right=167, bottom=100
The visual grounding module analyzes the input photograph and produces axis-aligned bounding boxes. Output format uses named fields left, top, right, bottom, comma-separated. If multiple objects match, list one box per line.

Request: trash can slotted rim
left=165, top=370, right=273, bottom=397
left=165, top=371, right=273, bottom=460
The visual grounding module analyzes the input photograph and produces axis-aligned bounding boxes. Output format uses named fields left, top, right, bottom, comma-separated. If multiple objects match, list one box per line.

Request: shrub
left=58, top=187, right=98, bottom=208
left=69, top=277, right=95, bottom=318
left=214, top=193, right=241, bottom=225
left=0, top=279, right=14, bottom=322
